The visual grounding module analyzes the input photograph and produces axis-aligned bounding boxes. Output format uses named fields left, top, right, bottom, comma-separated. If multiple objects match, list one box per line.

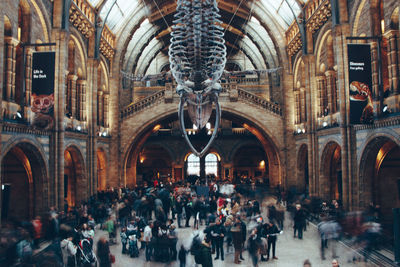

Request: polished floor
left=93, top=211, right=378, bottom=267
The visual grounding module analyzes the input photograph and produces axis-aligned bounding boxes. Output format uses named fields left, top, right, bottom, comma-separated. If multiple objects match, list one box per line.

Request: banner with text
left=31, top=51, right=55, bottom=129
left=347, top=44, right=373, bottom=124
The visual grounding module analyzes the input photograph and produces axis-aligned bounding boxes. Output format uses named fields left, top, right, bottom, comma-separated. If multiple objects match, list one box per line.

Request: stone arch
left=1, top=140, right=49, bottom=221
left=358, top=134, right=400, bottom=235
left=231, top=142, right=269, bottom=183
left=320, top=141, right=342, bottom=202
left=97, top=147, right=108, bottom=191
left=122, top=108, right=283, bottom=188
left=69, top=31, right=88, bottom=78
left=64, top=145, right=87, bottom=208
left=297, top=144, right=309, bottom=194
left=315, top=26, right=333, bottom=72
left=4, top=16, right=12, bottom=37
left=390, top=7, right=399, bottom=30
left=136, top=143, right=174, bottom=184
left=352, top=0, right=369, bottom=36
left=29, top=0, right=51, bottom=43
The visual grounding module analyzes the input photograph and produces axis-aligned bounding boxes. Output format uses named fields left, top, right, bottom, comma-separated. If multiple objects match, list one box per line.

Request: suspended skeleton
left=169, top=0, right=226, bottom=157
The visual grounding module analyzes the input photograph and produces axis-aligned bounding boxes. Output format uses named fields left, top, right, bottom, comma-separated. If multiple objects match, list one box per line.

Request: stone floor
left=93, top=211, right=379, bottom=267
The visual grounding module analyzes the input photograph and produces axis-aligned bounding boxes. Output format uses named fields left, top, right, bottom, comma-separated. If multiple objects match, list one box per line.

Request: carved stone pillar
left=295, top=90, right=301, bottom=124
left=76, top=79, right=86, bottom=121
left=97, top=90, right=103, bottom=126
left=325, top=70, right=337, bottom=114
left=24, top=49, right=34, bottom=107
left=300, top=88, right=307, bottom=123
left=384, top=30, right=399, bottom=94
left=370, top=42, right=379, bottom=100
left=4, top=37, right=18, bottom=101
left=316, top=75, right=327, bottom=117
left=103, top=92, right=109, bottom=127
left=67, top=74, right=77, bottom=115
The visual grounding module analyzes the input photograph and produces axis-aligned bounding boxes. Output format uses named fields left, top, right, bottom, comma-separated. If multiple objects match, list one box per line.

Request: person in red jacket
left=31, top=216, right=42, bottom=248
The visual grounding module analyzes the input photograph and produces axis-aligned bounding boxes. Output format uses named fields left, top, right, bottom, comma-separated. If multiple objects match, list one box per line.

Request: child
left=120, top=227, right=128, bottom=254
left=178, top=244, right=187, bottom=267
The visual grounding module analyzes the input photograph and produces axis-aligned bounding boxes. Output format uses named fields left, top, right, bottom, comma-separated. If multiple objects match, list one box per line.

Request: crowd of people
left=0, top=177, right=386, bottom=266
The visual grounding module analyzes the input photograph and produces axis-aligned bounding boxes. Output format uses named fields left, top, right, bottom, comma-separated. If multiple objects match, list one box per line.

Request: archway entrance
left=360, top=137, right=400, bottom=237
left=136, top=144, right=173, bottom=185
left=297, top=144, right=309, bottom=195
left=320, top=142, right=342, bottom=202
left=1, top=143, right=47, bottom=222
left=64, top=146, right=86, bottom=209
left=97, top=149, right=107, bottom=191
left=232, top=144, right=268, bottom=185
left=124, top=111, right=282, bottom=188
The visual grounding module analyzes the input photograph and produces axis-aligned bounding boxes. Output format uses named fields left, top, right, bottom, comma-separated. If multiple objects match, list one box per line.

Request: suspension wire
left=226, top=0, right=256, bottom=60
left=222, top=0, right=246, bottom=36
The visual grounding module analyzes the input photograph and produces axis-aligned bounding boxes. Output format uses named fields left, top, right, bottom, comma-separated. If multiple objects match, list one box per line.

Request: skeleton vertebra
left=169, top=0, right=226, bottom=157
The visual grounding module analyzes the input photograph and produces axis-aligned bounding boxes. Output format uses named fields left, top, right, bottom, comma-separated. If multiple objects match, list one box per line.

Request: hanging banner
left=31, top=51, right=55, bottom=129
left=347, top=44, right=374, bottom=124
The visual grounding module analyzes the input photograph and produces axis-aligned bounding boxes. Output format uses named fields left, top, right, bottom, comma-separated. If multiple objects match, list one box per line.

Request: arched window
left=187, top=154, right=200, bottom=176
left=205, top=153, right=218, bottom=177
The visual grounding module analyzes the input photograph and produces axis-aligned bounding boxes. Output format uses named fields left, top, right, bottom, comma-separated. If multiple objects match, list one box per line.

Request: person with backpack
left=198, top=236, right=213, bottom=267
left=60, top=233, right=77, bottom=267
left=191, top=233, right=204, bottom=265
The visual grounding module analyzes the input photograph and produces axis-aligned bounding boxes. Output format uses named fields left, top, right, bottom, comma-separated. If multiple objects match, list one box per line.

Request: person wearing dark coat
left=199, top=237, right=213, bottom=267
left=266, top=222, right=280, bottom=260
left=178, top=244, right=187, bottom=267
left=210, top=218, right=225, bottom=261
left=239, top=218, right=246, bottom=261
left=231, top=218, right=243, bottom=264
left=97, top=237, right=111, bottom=267
left=294, top=204, right=306, bottom=239
left=175, top=197, right=184, bottom=228
left=184, top=198, right=192, bottom=227
left=248, top=228, right=260, bottom=267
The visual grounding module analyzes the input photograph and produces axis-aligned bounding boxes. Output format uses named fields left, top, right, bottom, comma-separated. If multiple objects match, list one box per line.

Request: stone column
left=333, top=23, right=353, bottom=210
left=325, top=70, right=337, bottom=114
left=103, top=93, right=109, bottom=127
left=97, top=90, right=103, bottom=126
left=384, top=30, right=399, bottom=93
left=51, top=29, right=69, bottom=210
left=24, top=49, right=33, bottom=107
left=370, top=42, right=379, bottom=101
left=316, top=75, right=327, bottom=117
left=66, top=74, right=77, bottom=115
left=86, top=58, right=99, bottom=197
left=302, top=54, right=317, bottom=197
left=76, top=79, right=87, bottom=121
left=4, top=37, right=18, bottom=101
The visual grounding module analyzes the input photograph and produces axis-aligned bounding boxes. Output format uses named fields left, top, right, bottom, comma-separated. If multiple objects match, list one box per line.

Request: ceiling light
left=322, top=121, right=328, bottom=127
left=77, top=126, right=82, bottom=131
left=297, top=128, right=301, bottom=134
left=302, top=129, right=306, bottom=133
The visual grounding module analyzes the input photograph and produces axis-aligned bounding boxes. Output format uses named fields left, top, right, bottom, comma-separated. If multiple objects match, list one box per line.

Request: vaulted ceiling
left=88, top=0, right=304, bottom=75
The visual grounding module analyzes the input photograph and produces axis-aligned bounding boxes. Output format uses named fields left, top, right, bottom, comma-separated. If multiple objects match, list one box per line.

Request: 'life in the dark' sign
left=347, top=44, right=374, bottom=124
left=31, top=51, right=55, bottom=129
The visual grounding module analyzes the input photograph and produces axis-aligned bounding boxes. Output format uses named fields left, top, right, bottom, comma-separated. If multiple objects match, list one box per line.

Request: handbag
left=109, top=253, right=115, bottom=263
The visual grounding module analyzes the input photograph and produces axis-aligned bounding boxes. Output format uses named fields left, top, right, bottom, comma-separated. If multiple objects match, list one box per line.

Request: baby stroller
left=128, top=234, right=139, bottom=258
left=77, top=239, right=97, bottom=266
